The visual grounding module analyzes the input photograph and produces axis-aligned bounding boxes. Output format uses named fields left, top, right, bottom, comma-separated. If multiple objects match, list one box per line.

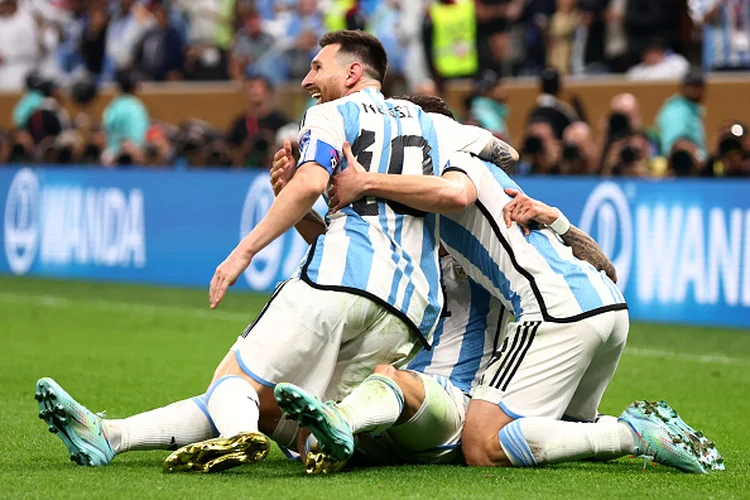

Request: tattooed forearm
left=478, top=137, right=519, bottom=173
left=295, top=209, right=327, bottom=245
left=561, top=226, right=618, bottom=283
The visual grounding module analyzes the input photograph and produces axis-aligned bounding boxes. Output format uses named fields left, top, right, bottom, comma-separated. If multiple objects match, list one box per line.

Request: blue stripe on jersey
left=603, top=276, right=625, bottom=303
left=448, top=278, right=491, bottom=393
left=526, top=232, right=605, bottom=311
left=417, top=212, right=441, bottom=334
left=441, top=216, right=524, bottom=317
left=341, top=213, right=375, bottom=289
left=407, top=313, right=444, bottom=372
left=416, top=107, right=442, bottom=331
left=486, top=160, right=522, bottom=191
left=305, top=235, right=325, bottom=282
left=337, top=100, right=361, bottom=150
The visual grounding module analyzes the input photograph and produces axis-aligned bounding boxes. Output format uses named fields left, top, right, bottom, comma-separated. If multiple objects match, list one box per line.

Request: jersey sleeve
left=443, top=151, right=485, bottom=191
left=429, top=113, right=493, bottom=157
left=297, top=103, right=346, bottom=175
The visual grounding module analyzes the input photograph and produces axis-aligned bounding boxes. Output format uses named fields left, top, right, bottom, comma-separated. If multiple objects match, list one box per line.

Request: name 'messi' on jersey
left=294, top=88, right=446, bottom=348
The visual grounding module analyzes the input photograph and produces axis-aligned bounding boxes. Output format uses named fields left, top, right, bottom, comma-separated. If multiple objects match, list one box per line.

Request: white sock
left=499, top=418, right=636, bottom=466
left=206, top=375, right=260, bottom=437
left=104, top=395, right=217, bottom=454
left=336, top=374, right=404, bottom=434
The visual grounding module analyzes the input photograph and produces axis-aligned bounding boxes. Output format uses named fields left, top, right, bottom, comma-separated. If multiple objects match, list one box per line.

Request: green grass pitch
left=1, top=276, right=749, bottom=499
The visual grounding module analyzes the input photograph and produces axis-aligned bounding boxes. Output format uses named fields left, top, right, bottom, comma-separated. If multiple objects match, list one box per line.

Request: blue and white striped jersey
left=408, top=255, right=510, bottom=394
left=296, top=88, right=457, bottom=346
left=690, top=0, right=750, bottom=69
left=440, top=152, right=627, bottom=323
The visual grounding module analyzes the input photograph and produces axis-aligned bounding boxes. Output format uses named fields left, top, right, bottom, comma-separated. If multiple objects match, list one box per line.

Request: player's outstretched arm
left=210, top=164, right=329, bottom=308
left=502, top=188, right=618, bottom=283
left=329, top=142, right=477, bottom=214
left=477, top=137, right=519, bottom=173
left=271, top=142, right=327, bottom=244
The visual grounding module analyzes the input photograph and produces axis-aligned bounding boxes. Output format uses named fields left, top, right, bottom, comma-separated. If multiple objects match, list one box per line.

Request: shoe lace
left=637, top=443, right=655, bottom=471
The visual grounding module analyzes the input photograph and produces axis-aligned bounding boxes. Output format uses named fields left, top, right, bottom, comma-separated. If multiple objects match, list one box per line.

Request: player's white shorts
left=231, top=278, right=420, bottom=402
left=472, top=310, right=629, bottom=421
left=354, top=372, right=468, bottom=465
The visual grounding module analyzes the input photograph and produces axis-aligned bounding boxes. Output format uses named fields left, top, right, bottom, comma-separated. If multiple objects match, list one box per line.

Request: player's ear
left=346, top=62, right=364, bottom=87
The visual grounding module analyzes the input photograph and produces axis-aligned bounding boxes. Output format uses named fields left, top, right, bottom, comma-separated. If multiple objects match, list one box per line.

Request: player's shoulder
left=446, top=151, right=485, bottom=170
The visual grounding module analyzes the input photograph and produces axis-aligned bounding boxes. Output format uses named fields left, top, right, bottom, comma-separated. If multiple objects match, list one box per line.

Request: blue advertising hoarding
left=1, top=166, right=749, bottom=328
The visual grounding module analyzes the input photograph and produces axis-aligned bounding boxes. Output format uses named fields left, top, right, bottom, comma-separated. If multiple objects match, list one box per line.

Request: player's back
left=407, top=254, right=509, bottom=394
left=440, top=153, right=627, bottom=323
left=298, top=89, right=444, bottom=347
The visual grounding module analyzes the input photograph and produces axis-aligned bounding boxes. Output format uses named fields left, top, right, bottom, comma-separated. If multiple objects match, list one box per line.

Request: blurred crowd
left=508, top=68, right=750, bottom=178
left=1, top=61, right=748, bottom=177
left=0, top=0, right=748, bottom=90
left=0, top=0, right=748, bottom=177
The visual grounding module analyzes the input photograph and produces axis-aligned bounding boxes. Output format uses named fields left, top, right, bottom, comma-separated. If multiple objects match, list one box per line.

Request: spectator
left=520, top=120, right=561, bottom=175
left=526, top=67, right=579, bottom=140
left=602, top=131, right=652, bottom=177
left=24, top=80, right=71, bottom=146
left=281, top=0, right=326, bottom=79
left=610, top=93, right=643, bottom=130
left=424, top=0, right=479, bottom=81
left=655, top=68, right=707, bottom=158
left=571, top=0, right=608, bottom=75
left=515, top=0, right=556, bottom=76
left=177, top=0, right=234, bottom=81
left=230, top=8, right=278, bottom=82
left=603, top=0, right=628, bottom=72
left=397, top=0, right=431, bottom=90
left=547, top=0, right=579, bottom=75
left=475, top=0, right=511, bottom=72
left=227, top=75, right=289, bottom=166
left=624, top=0, right=665, bottom=67
left=626, top=37, right=689, bottom=81
left=702, top=125, right=750, bottom=177
left=102, top=70, right=150, bottom=163
left=413, top=79, right=440, bottom=97
left=560, top=122, right=599, bottom=175
left=468, top=70, right=510, bottom=140
left=667, top=138, right=701, bottom=177
left=105, top=0, right=154, bottom=79
left=135, top=2, right=184, bottom=81
left=79, top=2, right=109, bottom=76
left=690, top=0, right=750, bottom=71
left=0, top=0, right=40, bottom=91
left=13, top=73, right=45, bottom=129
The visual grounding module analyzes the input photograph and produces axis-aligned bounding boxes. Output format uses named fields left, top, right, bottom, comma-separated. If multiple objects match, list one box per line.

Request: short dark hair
left=395, top=95, right=454, bottom=119
left=244, top=73, right=273, bottom=93
left=319, top=30, right=388, bottom=84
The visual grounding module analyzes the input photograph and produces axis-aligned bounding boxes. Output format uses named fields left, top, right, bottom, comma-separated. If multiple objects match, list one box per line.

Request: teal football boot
left=35, top=377, right=115, bottom=466
left=619, top=400, right=724, bottom=474
left=274, top=382, right=354, bottom=464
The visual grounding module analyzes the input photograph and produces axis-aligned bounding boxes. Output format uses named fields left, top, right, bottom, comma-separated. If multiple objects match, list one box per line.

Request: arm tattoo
left=479, top=138, right=518, bottom=173
left=561, top=226, right=618, bottom=283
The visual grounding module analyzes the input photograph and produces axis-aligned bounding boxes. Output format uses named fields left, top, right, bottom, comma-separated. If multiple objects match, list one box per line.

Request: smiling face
left=300, top=44, right=353, bottom=104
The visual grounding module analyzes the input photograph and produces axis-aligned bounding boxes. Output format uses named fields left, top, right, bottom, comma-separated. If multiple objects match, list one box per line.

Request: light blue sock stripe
left=366, top=374, right=404, bottom=414
left=507, top=424, right=533, bottom=466
left=191, top=395, right=219, bottom=437
left=498, top=426, right=529, bottom=467
left=205, top=375, right=244, bottom=404
left=507, top=420, right=537, bottom=466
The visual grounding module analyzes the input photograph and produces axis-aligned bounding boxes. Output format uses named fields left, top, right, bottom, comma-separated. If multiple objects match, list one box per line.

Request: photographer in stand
left=227, top=73, right=289, bottom=167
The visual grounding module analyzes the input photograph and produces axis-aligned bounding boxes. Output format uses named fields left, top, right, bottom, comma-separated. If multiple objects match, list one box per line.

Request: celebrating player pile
left=35, top=30, right=723, bottom=476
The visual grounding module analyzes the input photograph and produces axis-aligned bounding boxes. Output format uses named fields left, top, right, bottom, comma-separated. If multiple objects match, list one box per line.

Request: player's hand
left=502, top=188, right=559, bottom=236
left=270, top=140, right=295, bottom=196
left=328, top=142, right=366, bottom=212
left=209, top=250, right=253, bottom=309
